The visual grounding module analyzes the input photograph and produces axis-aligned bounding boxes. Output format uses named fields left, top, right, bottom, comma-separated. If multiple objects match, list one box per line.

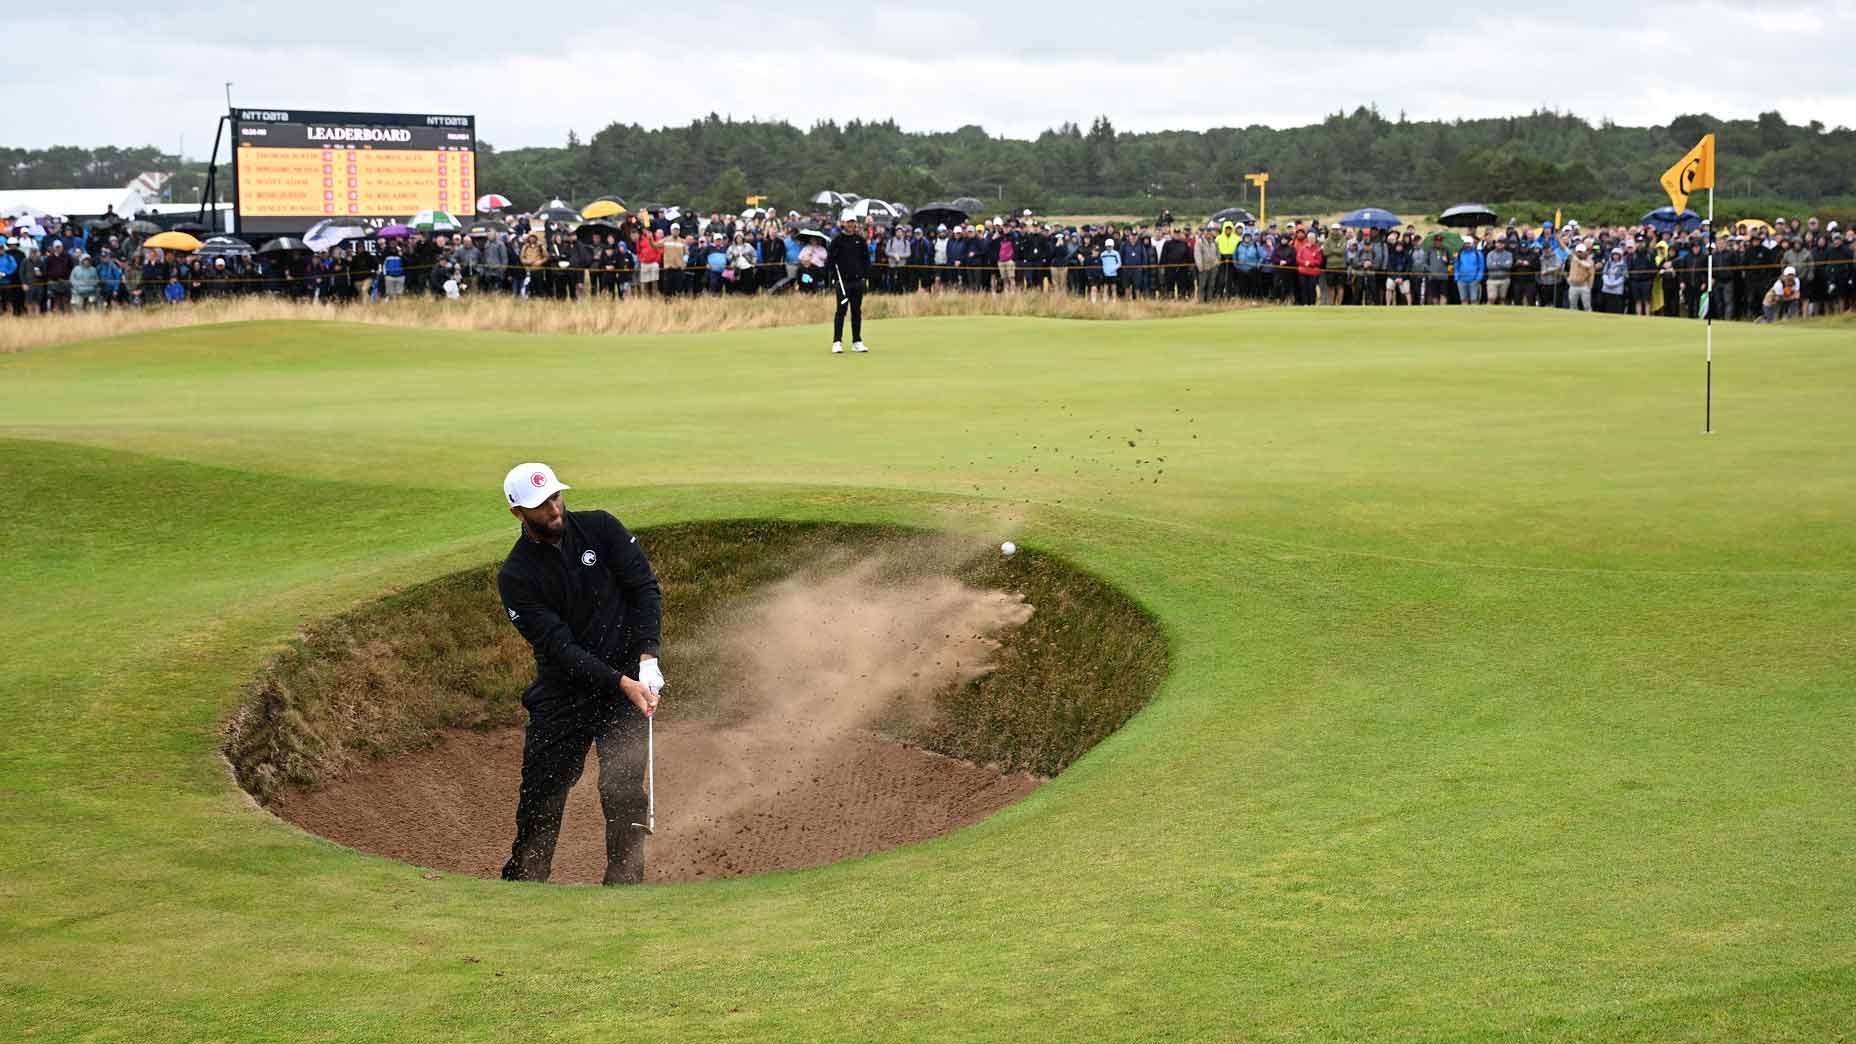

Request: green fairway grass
left=1, top=309, right=1852, bottom=1041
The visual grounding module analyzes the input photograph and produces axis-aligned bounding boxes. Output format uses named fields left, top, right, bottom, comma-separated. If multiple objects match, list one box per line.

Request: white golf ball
left=1001, top=541, right=1017, bottom=556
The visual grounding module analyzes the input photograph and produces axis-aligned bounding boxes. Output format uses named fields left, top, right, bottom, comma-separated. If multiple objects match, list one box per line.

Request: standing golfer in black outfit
left=828, top=216, right=872, bottom=354
left=497, top=462, right=664, bottom=885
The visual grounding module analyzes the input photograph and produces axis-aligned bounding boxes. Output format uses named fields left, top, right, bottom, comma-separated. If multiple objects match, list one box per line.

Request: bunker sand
left=273, top=547, right=1041, bottom=883
left=274, top=726, right=1040, bottom=883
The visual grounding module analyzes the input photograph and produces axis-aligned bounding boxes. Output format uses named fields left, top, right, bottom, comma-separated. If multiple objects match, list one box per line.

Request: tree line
left=471, top=108, right=1853, bottom=217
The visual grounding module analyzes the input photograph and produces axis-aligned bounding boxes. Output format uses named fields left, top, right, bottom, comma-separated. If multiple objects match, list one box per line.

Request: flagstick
left=1704, top=182, right=1714, bottom=435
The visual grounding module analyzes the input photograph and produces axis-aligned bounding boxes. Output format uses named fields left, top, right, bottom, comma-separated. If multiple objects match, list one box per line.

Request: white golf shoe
left=852, top=341, right=869, bottom=353
left=831, top=341, right=844, bottom=354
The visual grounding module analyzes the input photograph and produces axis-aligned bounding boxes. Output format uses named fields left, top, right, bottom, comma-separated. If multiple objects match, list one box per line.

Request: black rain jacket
left=498, top=509, right=662, bottom=708
left=826, top=232, right=870, bottom=283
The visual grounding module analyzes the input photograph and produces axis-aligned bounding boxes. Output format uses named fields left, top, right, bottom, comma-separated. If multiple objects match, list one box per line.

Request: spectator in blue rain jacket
left=1454, top=239, right=1485, bottom=304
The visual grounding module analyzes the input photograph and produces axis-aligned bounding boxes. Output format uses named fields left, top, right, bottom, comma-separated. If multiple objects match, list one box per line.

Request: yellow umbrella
left=580, top=200, right=627, bottom=219
left=1731, top=218, right=1773, bottom=237
left=144, top=231, right=203, bottom=251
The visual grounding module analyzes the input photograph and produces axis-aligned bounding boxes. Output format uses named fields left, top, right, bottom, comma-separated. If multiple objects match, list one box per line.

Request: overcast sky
left=16, top=1, right=1856, bottom=157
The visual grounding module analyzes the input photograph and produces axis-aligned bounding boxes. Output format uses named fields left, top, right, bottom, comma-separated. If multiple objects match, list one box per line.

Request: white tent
left=0, top=187, right=146, bottom=223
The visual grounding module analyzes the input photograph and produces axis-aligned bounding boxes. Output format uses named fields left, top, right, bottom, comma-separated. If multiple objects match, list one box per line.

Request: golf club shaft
left=633, top=708, right=656, bottom=834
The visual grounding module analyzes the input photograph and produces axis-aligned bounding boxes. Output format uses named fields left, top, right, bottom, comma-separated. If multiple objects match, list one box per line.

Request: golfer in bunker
left=496, top=463, right=663, bottom=885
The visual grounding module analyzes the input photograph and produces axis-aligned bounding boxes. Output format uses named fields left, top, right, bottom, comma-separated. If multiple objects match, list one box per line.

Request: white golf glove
left=638, top=658, right=665, bottom=696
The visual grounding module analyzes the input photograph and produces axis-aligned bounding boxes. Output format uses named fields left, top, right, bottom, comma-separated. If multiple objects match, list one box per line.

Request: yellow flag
left=1660, top=134, right=1716, bottom=213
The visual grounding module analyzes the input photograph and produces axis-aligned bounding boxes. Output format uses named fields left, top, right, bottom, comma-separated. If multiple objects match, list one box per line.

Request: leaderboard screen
left=232, top=109, right=476, bottom=235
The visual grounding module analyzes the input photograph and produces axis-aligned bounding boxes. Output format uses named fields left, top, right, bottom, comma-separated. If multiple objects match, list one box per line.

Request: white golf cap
left=1783, top=265, right=1797, bottom=277
left=504, top=462, right=570, bottom=509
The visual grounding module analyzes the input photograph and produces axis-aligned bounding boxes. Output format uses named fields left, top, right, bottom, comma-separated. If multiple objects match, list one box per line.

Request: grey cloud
left=9, top=0, right=1856, bottom=154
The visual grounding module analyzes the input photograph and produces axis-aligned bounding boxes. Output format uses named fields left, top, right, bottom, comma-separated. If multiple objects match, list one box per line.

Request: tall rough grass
left=1, top=289, right=1243, bottom=355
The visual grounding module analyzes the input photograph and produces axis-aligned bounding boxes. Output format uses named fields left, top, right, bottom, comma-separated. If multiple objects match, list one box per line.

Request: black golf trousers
left=501, top=694, right=649, bottom=885
left=833, top=279, right=864, bottom=342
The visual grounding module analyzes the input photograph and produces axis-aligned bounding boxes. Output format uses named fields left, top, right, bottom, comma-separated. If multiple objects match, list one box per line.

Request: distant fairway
left=1, top=310, right=1852, bottom=1041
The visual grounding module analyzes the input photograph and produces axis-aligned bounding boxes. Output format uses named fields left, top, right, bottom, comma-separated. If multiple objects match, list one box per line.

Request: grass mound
left=0, top=289, right=1241, bottom=355
left=224, top=520, right=1167, bottom=802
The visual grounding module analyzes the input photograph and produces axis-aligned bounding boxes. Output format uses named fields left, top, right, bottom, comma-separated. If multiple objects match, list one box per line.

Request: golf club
left=631, top=712, right=655, bottom=836
left=834, top=263, right=847, bottom=307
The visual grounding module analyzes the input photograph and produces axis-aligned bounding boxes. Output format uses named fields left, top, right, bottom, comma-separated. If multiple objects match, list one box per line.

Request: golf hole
left=226, top=521, right=1167, bottom=883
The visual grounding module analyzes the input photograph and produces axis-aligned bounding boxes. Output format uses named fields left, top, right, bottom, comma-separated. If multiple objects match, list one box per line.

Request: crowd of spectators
left=1173, top=214, right=1850, bottom=321
left=3, top=209, right=1847, bottom=325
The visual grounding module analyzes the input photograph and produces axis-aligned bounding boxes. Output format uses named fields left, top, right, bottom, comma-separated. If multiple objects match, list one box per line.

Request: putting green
left=2, top=310, right=1852, bottom=1041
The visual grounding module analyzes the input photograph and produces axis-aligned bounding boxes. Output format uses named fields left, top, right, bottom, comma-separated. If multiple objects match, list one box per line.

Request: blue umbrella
left=1640, top=206, right=1704, bottom=233
left=1339, top=207, right=1402, bottom=230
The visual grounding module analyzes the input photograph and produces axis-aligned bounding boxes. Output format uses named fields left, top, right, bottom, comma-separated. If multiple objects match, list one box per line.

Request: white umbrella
left=840, top=199, right=902, bottom=224
left=810, top=190, right=846, bottom=207
left=3, top=203, right=51, bottom=223
left=304, top=219, right=368, bottom=252
left=196, top=235, right=255, bottom=258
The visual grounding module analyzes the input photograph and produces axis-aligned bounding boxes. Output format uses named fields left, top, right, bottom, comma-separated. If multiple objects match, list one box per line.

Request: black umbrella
left=256, top=237, right=311, bottom=255
left=592, top=194, right=626, bottom=206
left=636, top=202, right=666, bottom=213
left=168, top=221, right=212, bottom=236
left=534, top=206, right=580, bottom=224
left=466, top=220, right=510, bottom=237
left=84, top=215, right=127, bottom=231
left=126, top=219, right=163, bottom=236
left=1209, top=207, right=1257, bottom=225
left=196, top=235, right=254, bottom=258
left=575, top=219, right=621, bottom=241
left=1438, top=204, right=1498, bottom=229
left=949, top=196, right=985, bottom=213
left=910, top=202, right=968, bottom=229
